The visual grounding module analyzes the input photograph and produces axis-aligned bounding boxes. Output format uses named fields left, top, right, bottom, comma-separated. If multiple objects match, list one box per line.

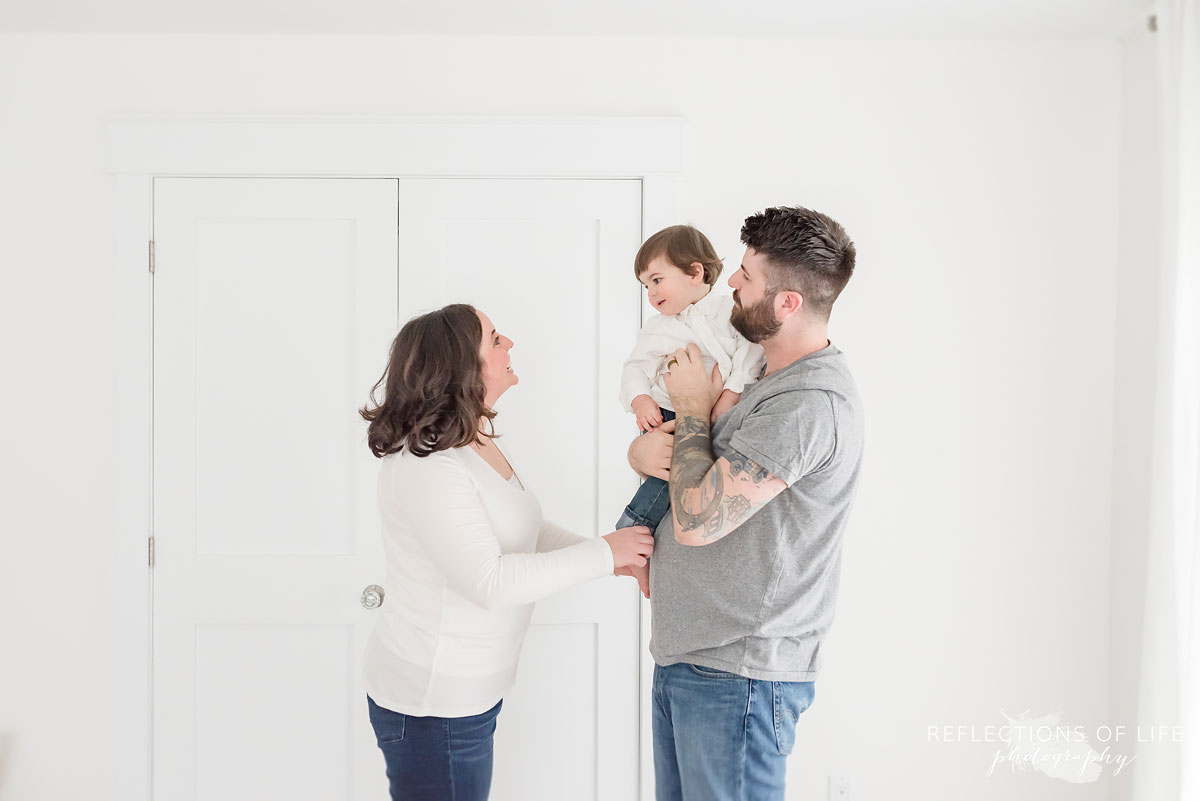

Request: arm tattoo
left=673, top=415, right=710, bottom=438
left=703, top=507, right=725, bottom=540
left=669, top=414, right=721, bottom=532
left=670, top=414, right=778, bottom=539
left=725, top=493, right=752, bottom=521
left=701, top=494, right=753, bottom=541
left=726, top=450, right=772, bottom=484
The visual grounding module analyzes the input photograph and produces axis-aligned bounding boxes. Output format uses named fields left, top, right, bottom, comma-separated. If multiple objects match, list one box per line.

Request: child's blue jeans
left=615, top=407, right=676, bottom=532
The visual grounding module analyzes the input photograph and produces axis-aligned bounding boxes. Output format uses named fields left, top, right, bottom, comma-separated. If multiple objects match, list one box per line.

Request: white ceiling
left=0, top=0, right=1153, bottom=38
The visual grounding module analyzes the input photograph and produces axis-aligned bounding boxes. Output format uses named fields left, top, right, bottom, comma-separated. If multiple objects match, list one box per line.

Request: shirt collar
left=677, top=288, right=723, bottom=322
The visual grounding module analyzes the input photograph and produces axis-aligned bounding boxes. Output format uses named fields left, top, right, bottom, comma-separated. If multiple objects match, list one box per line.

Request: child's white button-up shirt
left=619, top=289, right=766, bottom=413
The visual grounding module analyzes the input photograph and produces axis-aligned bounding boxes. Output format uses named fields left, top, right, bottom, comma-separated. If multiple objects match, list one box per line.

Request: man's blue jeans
left=367, top=695, right=501, bottom=801
left=652, top=662, right=816, bottom=801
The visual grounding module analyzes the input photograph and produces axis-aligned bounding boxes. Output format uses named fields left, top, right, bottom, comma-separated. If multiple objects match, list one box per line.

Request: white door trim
left=107, top=116, right=682, bottom=801
left=104, top=115, right=683, bottom=177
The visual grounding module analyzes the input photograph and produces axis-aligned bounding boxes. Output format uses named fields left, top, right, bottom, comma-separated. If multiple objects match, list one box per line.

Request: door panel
left=154, top=176, right=644, bottom=801
left=396, top=179, right=643, bottom=801
left=153, top=177, right=397, bottom=801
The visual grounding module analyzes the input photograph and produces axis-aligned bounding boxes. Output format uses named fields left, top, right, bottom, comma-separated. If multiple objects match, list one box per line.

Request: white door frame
left=107, top=115, right=682, bottom=801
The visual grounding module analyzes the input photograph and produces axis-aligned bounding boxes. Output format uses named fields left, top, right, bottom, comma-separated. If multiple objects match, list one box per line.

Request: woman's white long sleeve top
left=361, top=443, right=614, bottom=718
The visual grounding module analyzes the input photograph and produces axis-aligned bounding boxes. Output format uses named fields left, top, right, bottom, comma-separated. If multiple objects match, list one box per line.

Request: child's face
left=639, top=256, right=709, bottom=316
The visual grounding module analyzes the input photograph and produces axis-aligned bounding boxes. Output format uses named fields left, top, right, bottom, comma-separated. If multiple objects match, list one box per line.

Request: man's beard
left=730, top=291, right=781, bottom=343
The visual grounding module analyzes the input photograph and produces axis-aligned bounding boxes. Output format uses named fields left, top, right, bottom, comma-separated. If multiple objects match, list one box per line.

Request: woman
left=358, top=303, right=653, bottom=801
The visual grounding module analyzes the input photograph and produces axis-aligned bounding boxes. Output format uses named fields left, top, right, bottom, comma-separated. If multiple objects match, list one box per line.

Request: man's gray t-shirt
left=649, top=341, right=864, bottom=682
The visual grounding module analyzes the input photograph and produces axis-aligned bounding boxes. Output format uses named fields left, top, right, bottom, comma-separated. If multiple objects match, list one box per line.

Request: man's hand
left=614, top=561, right=651, bottom=598
left=663, top=343, right=723, bottom=419
left=628, top=419, right=675, bottom=481
left=631, top=394, right=663, bottom=433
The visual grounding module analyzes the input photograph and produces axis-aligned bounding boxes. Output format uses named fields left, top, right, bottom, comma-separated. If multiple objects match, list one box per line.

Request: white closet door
left=153, top=176, right=645, bottom=801
left=396, top=178, right=644, bottom=801
left=152, top=178, right=397, bottom=801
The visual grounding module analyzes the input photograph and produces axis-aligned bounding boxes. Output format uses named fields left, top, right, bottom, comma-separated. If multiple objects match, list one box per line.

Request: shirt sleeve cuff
left=593, top=537, right=615, bottom=574
left=723, top=374, right=751, bottom=394
left=725, top=437, right=800, bottom=486
left=620, top=386, right=654, bottom=411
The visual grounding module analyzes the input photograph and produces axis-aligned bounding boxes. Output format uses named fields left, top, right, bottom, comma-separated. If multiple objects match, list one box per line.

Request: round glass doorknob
left=360, top=584, right=385, bottom=609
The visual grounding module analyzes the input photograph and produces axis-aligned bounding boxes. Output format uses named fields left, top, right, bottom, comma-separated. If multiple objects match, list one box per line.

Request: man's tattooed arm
left=667, top=415, right=790, bottom=546
left=668, top=415, right=722, bottom=531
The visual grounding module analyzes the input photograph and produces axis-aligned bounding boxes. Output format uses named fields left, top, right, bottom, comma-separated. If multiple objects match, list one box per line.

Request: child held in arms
left=615, top=225, right=765, bottom=535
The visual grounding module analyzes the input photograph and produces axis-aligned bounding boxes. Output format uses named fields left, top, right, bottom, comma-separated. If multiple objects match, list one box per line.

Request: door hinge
left=148, top=240, right=155, bottom=274
left=148, top=536, right=155, bottom=567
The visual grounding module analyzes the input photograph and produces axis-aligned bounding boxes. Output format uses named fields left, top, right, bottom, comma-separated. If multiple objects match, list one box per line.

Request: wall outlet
left=828, top=774, right=853, bottom=801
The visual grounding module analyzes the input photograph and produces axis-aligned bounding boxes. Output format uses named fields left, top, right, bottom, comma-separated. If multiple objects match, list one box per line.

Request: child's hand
left=631, top=394, right=662, bottom=433
left=710, top=389, right=741, bottom=423
left=616, top=560, right=651, bottom=598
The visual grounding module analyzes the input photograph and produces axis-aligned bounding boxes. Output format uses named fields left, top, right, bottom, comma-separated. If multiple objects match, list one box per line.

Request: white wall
left=1109, top=25, right=1163, bottom=801
left=0, top=34, right=1123, bottom=800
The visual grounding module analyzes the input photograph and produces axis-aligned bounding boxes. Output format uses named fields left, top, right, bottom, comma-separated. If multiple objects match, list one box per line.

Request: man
left=626, top=206, right=864, bottom=801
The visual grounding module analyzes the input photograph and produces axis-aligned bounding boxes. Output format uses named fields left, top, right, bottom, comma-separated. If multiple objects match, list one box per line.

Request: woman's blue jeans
left=367, top=695, right=502, bottom=801
left=652, top=662, right=816, bottom=801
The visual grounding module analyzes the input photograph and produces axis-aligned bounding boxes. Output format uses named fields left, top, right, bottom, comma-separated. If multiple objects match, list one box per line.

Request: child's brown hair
left=633, top=225, right=723, bottom=286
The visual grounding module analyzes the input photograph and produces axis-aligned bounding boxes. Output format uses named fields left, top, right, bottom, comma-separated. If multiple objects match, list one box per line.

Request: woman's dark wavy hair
left=359, top=304, right=496, bottom=458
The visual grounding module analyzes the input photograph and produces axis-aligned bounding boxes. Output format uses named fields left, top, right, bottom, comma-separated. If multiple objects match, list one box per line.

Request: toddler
left=615, top=225, right=765, bottom=532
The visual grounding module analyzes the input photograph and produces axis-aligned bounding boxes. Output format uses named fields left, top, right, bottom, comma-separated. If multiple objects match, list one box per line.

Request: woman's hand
left=627, top=419, right=675, bottom=481
left=615, top=561, right=651, bottom=598
left=602, top=526, right=655, bottom=569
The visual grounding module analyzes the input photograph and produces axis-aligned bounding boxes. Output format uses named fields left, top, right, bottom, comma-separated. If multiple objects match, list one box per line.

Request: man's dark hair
left=740, top=206, right=856, bottom=320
